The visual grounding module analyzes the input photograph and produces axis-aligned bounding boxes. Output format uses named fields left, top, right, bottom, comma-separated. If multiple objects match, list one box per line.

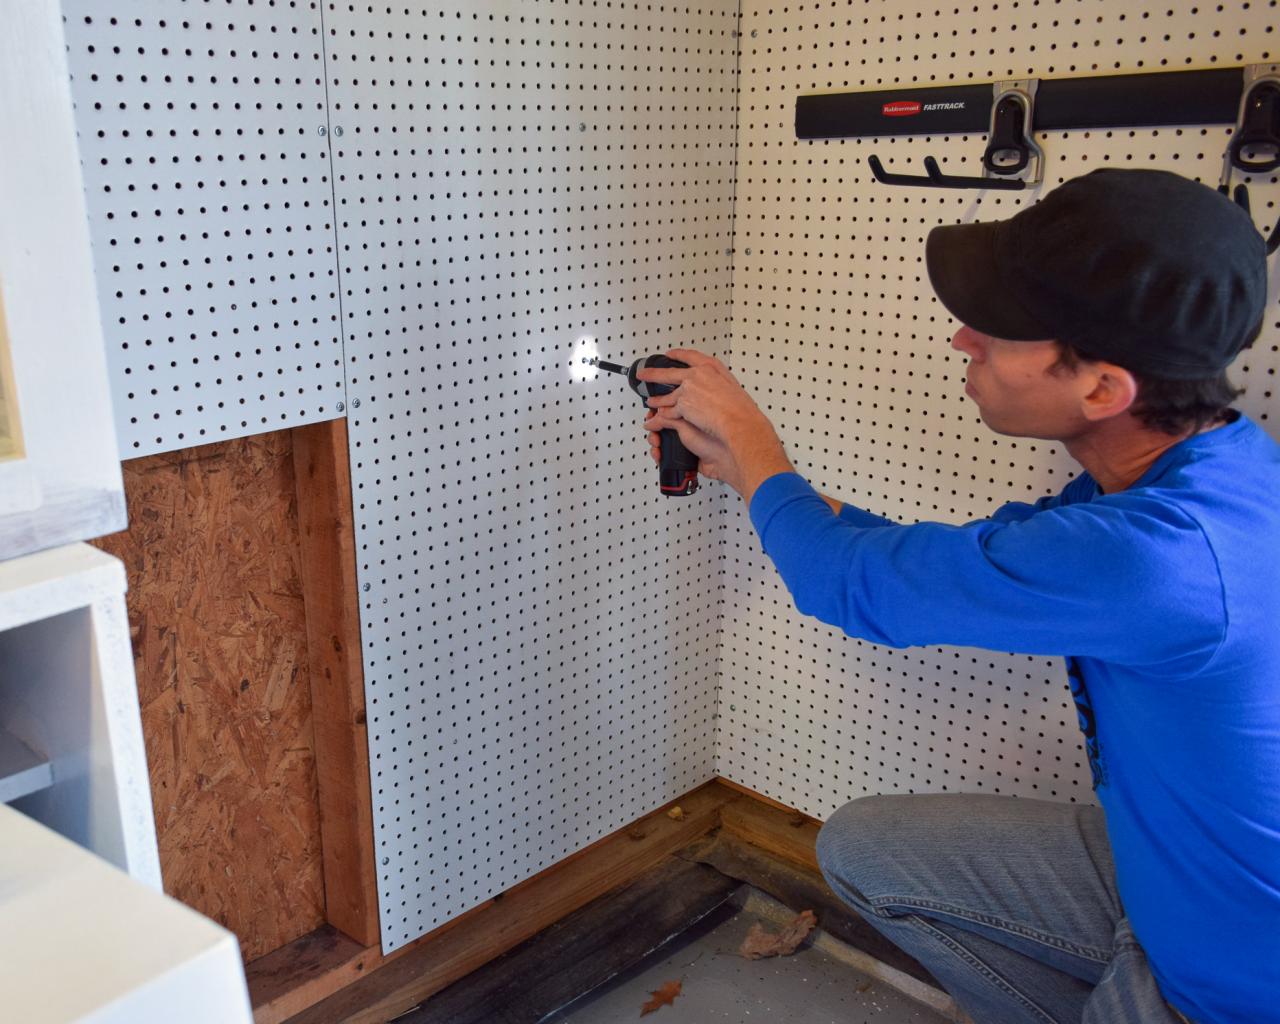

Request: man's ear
left=1080, top=361, right=1138, bottom=422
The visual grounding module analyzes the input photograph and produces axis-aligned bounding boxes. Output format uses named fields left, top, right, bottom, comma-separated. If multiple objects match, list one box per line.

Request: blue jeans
left=815, top=794, right=1191, bottom=1024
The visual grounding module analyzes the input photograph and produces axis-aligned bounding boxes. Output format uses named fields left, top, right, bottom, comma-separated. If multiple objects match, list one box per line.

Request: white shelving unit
left=0, top=543, right=159, bottom=886
left=0, top=804, right=252, bottom=1024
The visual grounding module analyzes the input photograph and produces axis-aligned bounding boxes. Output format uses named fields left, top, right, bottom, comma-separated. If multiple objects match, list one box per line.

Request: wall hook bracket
left=984, top=80, right=1043, bottom=184
left=1219, top=63, right=1280, bottom=254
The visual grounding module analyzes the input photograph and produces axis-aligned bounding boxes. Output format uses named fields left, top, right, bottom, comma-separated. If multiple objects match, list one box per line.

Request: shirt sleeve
left=988, top=493, right=1064, bottom=524
left=987, top=474, right=1091, bottom=524
left=838, top=502, right=895, bottom=529
left=748, top=472, right=1225, bottom=664
left=838, top=491, right=1067, bottom=529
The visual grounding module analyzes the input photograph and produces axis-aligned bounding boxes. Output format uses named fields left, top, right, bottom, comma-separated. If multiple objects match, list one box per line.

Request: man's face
left=950, top=325, right=1091, bottom=440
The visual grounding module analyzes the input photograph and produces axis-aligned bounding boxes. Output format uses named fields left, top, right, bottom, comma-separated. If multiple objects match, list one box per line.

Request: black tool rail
left=795, top=66, right=1280, bottom=254
left=795, top=68, right=1245, bottom=140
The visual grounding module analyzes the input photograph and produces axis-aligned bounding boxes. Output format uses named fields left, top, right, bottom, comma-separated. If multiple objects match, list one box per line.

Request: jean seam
left=870, top=894, right=1112, bottom=965
left=905, top=914, right=1063, bottom=1024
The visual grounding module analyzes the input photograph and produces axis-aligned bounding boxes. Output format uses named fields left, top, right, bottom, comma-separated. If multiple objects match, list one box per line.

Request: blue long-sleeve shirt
left=749, top=413, right=1280, bottom=1024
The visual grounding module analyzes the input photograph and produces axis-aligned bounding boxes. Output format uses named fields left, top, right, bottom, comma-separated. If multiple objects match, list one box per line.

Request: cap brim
left=925, top=222, right=1055, bottom=341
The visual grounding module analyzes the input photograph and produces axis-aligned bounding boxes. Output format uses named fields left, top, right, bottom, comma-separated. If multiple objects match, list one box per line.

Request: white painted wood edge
left=0, top=457, right=40, bottom=517
left=0, top=543, right=126, bottom=632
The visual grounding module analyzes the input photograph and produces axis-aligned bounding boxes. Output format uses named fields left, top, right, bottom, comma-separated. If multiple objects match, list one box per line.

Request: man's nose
left=951, top=325, right=986, bottom=360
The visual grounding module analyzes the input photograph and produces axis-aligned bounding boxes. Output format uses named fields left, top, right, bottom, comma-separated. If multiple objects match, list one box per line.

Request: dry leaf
left=640, top=979, right=683, bottom=1016
left=738, top=909, right=818, bottom=960
left=855, top=980, right=873, bottom=993
left=666, top=805, right=685, bottom=821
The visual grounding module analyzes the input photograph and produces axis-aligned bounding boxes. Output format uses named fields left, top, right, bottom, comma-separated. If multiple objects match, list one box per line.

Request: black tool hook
left=1220, top=68, right=1280, bottom=255
left=868, top=155, right=1026, bottom=191
left=1266, top=217, right=1280, bottom=257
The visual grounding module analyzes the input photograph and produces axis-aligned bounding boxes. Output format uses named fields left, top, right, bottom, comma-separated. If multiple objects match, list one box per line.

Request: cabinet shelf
left=0, top=727, right=52, bottom=804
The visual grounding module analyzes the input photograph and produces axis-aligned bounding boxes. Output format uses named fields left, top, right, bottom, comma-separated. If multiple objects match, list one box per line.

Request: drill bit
left=590, top=357, right=628, bottom=375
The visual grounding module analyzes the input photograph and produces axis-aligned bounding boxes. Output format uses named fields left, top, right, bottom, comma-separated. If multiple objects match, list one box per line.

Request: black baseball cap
left=925, top=168, right=1268, bottom=379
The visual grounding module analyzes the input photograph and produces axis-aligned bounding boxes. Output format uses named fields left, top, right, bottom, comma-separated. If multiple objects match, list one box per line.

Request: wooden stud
left=243, top=926, right=377, bottom=1024
left=291, top=419, right=380, bottom=948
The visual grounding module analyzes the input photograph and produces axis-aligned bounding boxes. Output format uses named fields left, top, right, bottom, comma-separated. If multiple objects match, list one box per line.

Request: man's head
left=948, top=328, right=1137, bottom=439
left=926, top=168, right=1267, bottom=439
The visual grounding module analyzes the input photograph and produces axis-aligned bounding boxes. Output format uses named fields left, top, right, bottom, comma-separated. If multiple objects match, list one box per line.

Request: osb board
left=92, top=430, right=325, bottom=961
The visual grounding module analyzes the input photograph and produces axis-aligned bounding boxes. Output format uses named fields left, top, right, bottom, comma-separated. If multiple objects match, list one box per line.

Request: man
left=637, top=169, right=1278, bottom=1024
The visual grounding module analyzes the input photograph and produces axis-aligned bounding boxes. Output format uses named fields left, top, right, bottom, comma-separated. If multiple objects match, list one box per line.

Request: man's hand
left=637, top=349, right=795, bottom=504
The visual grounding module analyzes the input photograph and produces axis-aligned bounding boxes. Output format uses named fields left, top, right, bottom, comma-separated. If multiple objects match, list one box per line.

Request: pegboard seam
left=315, top=0, right=351, bottom=416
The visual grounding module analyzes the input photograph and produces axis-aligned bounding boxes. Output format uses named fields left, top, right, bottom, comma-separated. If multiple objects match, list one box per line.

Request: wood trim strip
left=291, top=419, right=379, bottom=947
left=717, top=782, right=823, bottom=873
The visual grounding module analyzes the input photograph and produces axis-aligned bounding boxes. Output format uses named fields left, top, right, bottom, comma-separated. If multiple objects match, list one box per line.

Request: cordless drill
left=591, top=355, right=700, bottom=496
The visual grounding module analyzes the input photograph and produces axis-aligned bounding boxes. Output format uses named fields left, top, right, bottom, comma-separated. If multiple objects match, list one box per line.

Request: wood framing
left=92, top=433, right=326, bottom=961
left=718, top=783, right=823, bottom=873
left=244, top=926, right=376, bottom=1024
left=97, top=420, right=377, bottom=958
left=392, top=857, right=740, bottom=1024
left=248, top=781, right=738, bottom=1024
left=291, top=419, right=379, bottom=947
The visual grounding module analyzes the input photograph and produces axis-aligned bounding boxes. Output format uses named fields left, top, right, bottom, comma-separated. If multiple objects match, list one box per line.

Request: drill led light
left=569, top=336, right=600, bottom=382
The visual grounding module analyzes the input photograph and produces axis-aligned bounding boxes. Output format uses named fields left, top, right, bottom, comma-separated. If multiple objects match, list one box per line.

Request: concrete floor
left=544, top=889, right=961, bottom=1024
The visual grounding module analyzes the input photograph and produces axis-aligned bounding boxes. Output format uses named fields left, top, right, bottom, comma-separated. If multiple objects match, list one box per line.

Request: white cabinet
left=0, top=804, right=252, bottom=1024
left=0, top=0, right=125, bottom=560
left=0, top=544, right=159, bottom=884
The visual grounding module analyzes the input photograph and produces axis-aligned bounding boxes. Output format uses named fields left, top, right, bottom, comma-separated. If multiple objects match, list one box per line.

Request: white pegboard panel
left=322, top=1, right=740, bottom=951
left=720, top=0, right=1280, bottom=819
left=60, top=2, right=346, bottom=458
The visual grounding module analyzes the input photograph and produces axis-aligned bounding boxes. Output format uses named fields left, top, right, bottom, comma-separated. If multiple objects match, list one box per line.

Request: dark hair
left=1050, top=341, right=1241, bottom=436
